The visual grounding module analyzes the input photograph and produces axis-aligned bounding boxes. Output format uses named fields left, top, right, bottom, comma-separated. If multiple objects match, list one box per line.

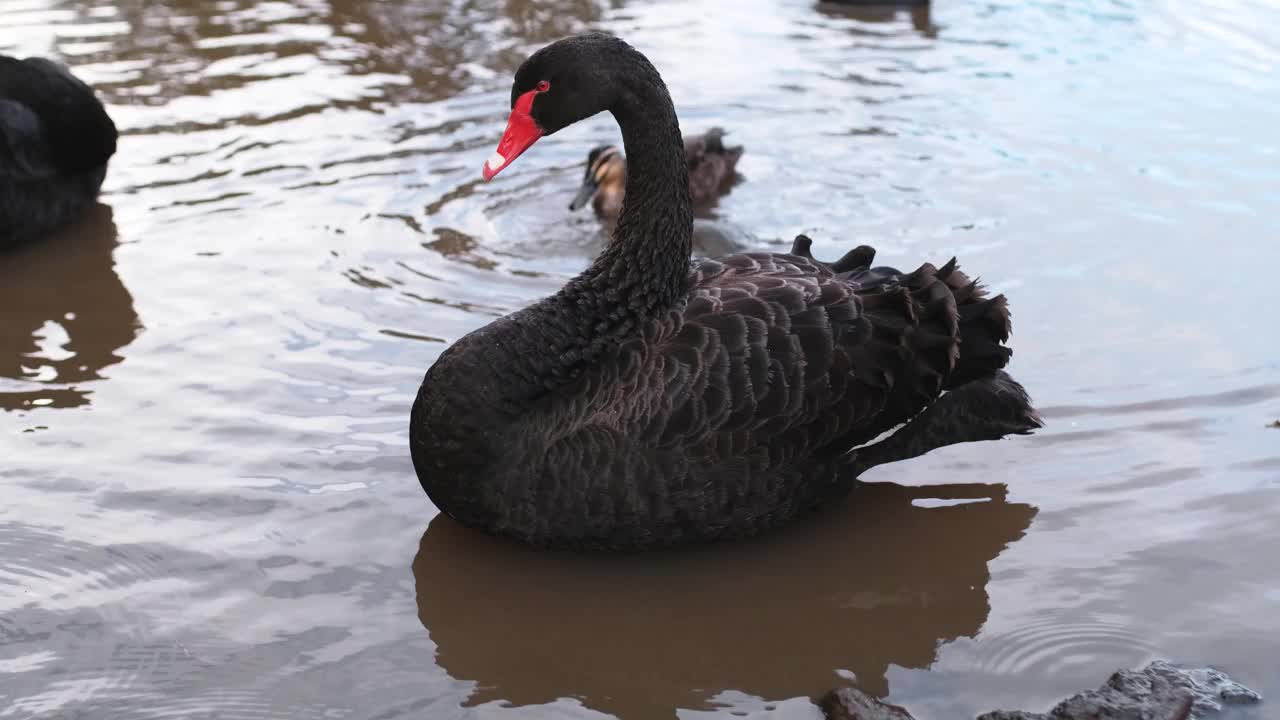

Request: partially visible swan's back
left=1, top=56, right=117, bottom=248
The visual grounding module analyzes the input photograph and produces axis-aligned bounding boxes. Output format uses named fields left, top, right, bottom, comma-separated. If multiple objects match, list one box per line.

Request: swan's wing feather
left=668, top=254, right=880, bottom=454
left=0, top=99, right=57, bottom=179
left=623, top=251, right=1009, bottom=462
left=551, top=247, right=1013, bottom=472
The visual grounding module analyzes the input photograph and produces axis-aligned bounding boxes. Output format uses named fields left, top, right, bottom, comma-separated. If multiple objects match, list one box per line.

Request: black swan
left=1, top=56, right=117, bottom=249
left=410, top=32, right=1038, bottom=550
left=569, top=128, right=743, bottom=219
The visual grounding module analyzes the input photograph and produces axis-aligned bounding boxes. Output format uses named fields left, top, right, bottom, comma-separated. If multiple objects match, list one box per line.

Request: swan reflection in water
left=0, top=204, right=139, bottom=411
left=414, top=480, right=1036, bottom=718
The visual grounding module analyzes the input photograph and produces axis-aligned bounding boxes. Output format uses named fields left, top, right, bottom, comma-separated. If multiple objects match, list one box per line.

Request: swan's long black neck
left=494, top=60, right=693, bottom=392
left=414, top=50, right=693, bottom=472
left=562, top=66, right=693, bottom=322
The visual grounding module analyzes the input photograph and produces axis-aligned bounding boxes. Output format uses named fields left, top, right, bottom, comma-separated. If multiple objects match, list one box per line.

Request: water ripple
left=3, top=0, right=1280, bottom=717
left=973, top=616, right=1159, bottom=678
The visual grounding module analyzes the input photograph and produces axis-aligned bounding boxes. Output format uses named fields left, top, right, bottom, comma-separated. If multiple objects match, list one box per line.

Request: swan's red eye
left=536, top=80, right=551, bottom=93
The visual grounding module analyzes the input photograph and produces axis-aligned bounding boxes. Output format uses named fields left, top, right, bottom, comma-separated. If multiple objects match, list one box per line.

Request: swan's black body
left=410, top=33, right=1037, bottom=549
left=1, top=56, right=117, bottom=248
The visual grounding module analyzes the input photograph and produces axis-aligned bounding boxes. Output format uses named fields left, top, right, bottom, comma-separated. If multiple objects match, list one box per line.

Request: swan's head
left=568, top=145, right=624, bottom=212
left=1, top=57, right=118, bottom=173
left=483, top=33, right=647, bottom=181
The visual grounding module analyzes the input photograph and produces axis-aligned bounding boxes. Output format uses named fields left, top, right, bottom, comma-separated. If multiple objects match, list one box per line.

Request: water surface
left=2, top=0, right=1278, bottom=718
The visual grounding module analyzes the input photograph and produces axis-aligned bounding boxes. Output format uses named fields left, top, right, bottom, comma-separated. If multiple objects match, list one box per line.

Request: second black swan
left=410, top=32, right=1039, bottom=550
left=1, top=56, right=117, bottom=249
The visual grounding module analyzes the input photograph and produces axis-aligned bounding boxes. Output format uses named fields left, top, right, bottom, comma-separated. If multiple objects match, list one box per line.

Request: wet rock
left=821, top=688, right=915, bottom=720
left=817, top=662, right=1259, bottom=720
left=976, top=661, right=1261, bottom=720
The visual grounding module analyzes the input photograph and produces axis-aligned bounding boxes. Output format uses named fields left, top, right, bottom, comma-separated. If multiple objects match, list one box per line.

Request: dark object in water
left=820, top=0, right=927, bottom=4
left=1268, top=419, right=1279, bottom=428
left=569, top=128, right=743, bottom=221
left=1, top=56, right=117, bottom=248
left=822, top=688, right=915, bottom=720
left=816, top=1, right=934, bottom=36
left=412, top=32, right=1036, bottom=550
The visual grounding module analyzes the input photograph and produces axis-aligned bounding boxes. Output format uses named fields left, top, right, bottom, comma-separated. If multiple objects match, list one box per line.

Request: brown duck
left=569, top=127, right=744, bottom=221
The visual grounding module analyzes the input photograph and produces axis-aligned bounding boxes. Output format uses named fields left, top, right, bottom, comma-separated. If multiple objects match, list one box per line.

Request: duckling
left=570, top=145, right=626, bottom=219
left=569, top=127, right=744, bottom=221
left=1, top=56, right=117, bottom=248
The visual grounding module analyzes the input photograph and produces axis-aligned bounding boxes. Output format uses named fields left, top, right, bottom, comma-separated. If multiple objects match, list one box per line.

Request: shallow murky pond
left=2, top=0, right=1278, bottom=718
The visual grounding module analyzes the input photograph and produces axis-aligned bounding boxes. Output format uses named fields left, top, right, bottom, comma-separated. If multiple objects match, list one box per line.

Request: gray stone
left=818, top=662, right=1259, bottom=720
left=976, top=660, right=1260, bottom=720
left=821, top=687, right=916, bottom=720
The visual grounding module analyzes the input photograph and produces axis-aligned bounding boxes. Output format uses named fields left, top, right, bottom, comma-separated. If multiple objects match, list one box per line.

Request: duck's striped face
left=588, top=146, right=621, bottom=178
left=569, top=145, right=624, bottom=211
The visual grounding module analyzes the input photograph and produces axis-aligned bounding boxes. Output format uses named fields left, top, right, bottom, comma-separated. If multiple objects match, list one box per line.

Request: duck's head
left=482, top=33, right=652, bottom=181
left=569, top=145, right=625, bottom=212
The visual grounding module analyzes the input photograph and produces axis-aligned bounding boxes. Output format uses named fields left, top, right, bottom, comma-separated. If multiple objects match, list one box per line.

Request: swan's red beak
left=482, top=90, right=543, bottom=181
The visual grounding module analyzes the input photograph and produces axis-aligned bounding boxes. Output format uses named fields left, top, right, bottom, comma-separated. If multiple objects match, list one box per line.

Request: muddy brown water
left=2, top=0, right=1278, bottom=718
